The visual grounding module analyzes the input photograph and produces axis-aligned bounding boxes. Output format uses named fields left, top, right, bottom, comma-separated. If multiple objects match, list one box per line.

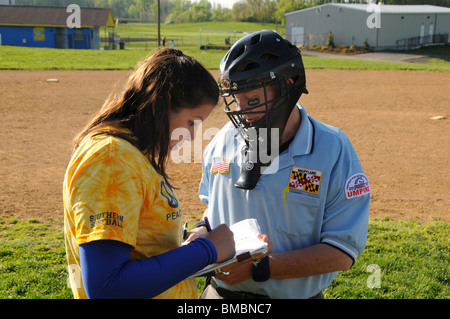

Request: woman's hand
left=206, top=224, right=236, bottom=263
left=184, top=226, right=208, bottom=242
left=186, top=224, right=236, bottom=263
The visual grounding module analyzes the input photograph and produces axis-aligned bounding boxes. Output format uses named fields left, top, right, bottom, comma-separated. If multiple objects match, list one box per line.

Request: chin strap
left=235, top=127, right=276, bottom=190
left=234, top=112, right=299, bottom=190
left=234, top=146, right=262, bottom=190
left=234, top=125, right=270, bottom=190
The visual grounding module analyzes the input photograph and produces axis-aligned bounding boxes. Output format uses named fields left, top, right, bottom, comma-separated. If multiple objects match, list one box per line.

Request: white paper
left=187, top=218, right=268, bottom=278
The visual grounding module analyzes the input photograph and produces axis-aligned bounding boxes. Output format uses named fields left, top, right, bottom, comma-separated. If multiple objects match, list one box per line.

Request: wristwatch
left=252, top=256, right=270, bottom=282
left=194, top=219, right=207, bottom=229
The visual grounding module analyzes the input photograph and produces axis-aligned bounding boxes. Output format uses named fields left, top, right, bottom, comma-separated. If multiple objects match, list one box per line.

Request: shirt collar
left=231, top=103, right=314, bottom=157
left=289, top=104, right=314, bottom=157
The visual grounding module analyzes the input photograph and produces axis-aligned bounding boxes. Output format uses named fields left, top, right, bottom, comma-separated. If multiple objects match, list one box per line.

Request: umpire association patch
left=345, top=173, right=370, bottom=199
left=288, top=166, right=322, bottom=195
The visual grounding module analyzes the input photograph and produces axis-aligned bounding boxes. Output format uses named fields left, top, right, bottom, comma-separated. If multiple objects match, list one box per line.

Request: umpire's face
left=234, top=85, right=277, bottom=126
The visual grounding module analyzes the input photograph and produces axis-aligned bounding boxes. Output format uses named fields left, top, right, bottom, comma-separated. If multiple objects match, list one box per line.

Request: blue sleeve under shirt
left=79, top=237, right=217, bottom=299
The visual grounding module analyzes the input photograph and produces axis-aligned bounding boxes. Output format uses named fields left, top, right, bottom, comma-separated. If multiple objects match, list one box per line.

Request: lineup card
left=188, top=218, right=268, bottom=278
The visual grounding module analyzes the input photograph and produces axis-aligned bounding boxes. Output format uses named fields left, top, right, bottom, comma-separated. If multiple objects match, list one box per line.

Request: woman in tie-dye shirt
left=63, top=48, right=235, bottom=299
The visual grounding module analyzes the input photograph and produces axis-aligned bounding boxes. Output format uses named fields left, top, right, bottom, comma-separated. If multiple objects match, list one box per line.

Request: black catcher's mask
left=218, top=30, right=308, bottom=190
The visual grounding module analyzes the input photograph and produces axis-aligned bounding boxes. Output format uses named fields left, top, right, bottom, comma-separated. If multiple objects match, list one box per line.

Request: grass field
left=0, top=216, right=448, bottom=299
left=0, top=21, right=281, bottom=70
left=115, top=21, right=282, bottom=49
left=1, top=21, right=450, bottom=71
left=2, top=44, right=450, bottom=72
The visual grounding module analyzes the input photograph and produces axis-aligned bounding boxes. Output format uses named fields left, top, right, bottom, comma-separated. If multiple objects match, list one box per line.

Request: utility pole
left=157, top=0, right=161, bottom=47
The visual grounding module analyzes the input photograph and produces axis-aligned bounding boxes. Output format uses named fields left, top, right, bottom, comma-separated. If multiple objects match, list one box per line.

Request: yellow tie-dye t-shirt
left=63, top=130, right=196, bottom=299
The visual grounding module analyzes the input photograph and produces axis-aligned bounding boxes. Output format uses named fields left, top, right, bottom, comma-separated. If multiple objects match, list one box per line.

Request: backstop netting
left=199, top=29, right=249, bottom=50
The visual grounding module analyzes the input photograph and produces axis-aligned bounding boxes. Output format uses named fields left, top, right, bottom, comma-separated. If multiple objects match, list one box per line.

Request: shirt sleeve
left=321, top=133, right=370, bottom=263
left=80, top=238, right=217, bottom=299
left=70, top=145, right=144, bottom=248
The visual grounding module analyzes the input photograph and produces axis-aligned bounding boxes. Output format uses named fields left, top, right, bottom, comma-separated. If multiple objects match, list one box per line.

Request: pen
left=204, top=217, right=211, bottom=232
left=182, top=222, right=188, bottom=240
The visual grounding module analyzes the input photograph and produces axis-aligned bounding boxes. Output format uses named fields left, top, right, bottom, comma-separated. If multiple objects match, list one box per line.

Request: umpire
left=192, top=30, right=370, bottom=299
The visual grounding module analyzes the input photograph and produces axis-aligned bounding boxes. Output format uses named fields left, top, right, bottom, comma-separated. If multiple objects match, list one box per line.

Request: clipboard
left=187, top=218, right=268, bottom=278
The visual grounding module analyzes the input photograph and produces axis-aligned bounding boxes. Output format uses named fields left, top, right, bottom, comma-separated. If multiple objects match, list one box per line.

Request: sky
left=210, top=0, right=240, bottom=9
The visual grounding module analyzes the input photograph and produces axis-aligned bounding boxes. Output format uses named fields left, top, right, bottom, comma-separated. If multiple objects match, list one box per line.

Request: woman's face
left=168, top=103, right=214, bottom=151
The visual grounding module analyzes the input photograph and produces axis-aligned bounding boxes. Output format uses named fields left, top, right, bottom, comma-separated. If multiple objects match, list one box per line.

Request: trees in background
left=12, top=0, right=450, bottom=23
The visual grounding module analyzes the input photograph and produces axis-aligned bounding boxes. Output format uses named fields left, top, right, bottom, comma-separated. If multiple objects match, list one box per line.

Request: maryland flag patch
left=288, top=166, right=322, bottom=195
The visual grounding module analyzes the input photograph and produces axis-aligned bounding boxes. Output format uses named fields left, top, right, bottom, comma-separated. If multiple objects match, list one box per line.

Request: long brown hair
left=74, top=48, right=219, bottom=182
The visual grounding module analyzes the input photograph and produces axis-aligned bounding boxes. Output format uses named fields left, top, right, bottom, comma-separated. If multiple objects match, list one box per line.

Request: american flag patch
left=211, top=156, right=231, bottom=174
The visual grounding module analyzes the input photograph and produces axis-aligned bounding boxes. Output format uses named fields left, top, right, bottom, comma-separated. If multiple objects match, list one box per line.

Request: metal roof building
left=0, top=5, right=115, bottom=49
left=285, top=4, right=450, bottom=51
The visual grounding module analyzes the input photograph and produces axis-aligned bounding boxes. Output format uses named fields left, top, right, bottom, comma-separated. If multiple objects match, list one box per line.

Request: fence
left=101, top=35, right=189, bottom=50
left=198, top=29, right=245, bottom=50
left=396, top=33, right=448, bottom=50
left=284, top=32, right=328, bottom=48
left=303, top=33, right=328, bottom=48
left=99, top=29, right=287, bottom=50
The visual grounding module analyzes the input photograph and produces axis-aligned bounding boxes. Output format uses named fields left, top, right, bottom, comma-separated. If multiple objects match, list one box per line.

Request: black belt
left=209, top=278, right=324, bottom=299
left=210, top=279, right=270, bottom=299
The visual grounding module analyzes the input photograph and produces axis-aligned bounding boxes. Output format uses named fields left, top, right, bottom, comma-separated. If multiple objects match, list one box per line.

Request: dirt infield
left=0, top=69, right=448, bottom=224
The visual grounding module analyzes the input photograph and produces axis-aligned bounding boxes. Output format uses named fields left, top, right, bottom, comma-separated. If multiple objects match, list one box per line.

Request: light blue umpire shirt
left=199, top=104, right=370, bottom=299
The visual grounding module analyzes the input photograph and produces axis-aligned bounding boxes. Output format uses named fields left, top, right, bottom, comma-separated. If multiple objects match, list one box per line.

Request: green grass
left=0, top=45, right=150, bottom=70
left=400, top=45, right=450, bottom=62
left=1, top=21, right=449, bottom=71
left=2, top=45, right=449, bottom=71
left=0, top=218, right=72, bottom=299
left=0, top=45, right=230, bottom=70
left=323, top=219, right=449, bottom=299
left=116, top=21, right=280, bottom=46
left=0, top=21, right=280, bottom=70
left=302, top=55, right=450, bottom=71
left=0, top=216, right=448, bottom=299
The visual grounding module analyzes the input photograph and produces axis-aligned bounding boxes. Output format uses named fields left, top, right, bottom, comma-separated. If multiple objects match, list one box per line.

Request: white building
left=285, top=4, right=450, bottom=50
